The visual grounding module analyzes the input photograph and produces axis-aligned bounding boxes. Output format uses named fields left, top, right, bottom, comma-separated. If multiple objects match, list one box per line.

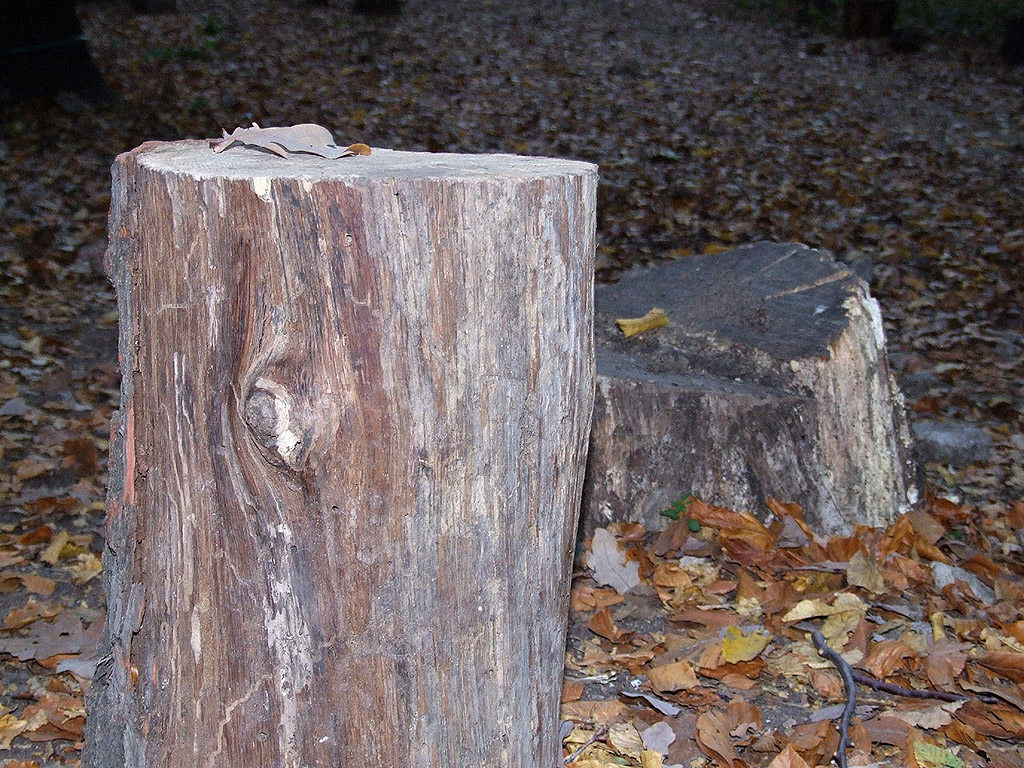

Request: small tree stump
left=582, top=242, right=919, bottom=538
left=85, top=142, right=597, bottom=768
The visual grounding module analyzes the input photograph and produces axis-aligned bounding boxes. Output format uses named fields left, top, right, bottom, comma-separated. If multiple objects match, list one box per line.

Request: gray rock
left=912, top=419, right=992, bottom=466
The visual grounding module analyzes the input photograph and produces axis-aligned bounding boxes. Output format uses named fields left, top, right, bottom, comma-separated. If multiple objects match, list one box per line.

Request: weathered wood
left=581, top=242, right=919, bottom=538
left=85, top=142, right=597, bottom=768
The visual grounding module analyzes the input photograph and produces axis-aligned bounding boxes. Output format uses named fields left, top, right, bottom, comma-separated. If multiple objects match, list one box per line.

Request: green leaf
left=659, top=494, right=693, bottom=521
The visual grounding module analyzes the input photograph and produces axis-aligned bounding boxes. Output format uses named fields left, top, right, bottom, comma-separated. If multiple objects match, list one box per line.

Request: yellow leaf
left=721, top=625, right=771, bottom=663
left=40, top=530, right=70, bottom=565
left=640, top=750, right=664, bottom=768
left=781, top=598, right=833, bottom=623
left=782, top=592, right=866, bottom=623
left=615, top=308, right=669, bottom=338
left=607, top=722, right=644, bottom=760
left=701, top=242, right=732, bottom=254
left=67, top=552, right=103, bottom=585
left=913, top=740, right=965, bottom=767
left=0, top=713, right=28, bottom=749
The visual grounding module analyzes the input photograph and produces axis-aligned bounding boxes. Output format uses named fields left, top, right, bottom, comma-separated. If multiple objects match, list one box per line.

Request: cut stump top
left=595, top=242, right=875, bottom=389
left=133, top=141, right=598, bottom=182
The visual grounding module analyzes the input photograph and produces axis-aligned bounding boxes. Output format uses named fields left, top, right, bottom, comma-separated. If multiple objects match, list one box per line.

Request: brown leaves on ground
left=564, top=491, right=1024, bottom=767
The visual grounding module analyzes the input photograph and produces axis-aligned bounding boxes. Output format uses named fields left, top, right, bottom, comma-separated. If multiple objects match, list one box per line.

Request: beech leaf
left=586, top=528, right=641, bottom=594
left=640, top=721, right=676, bottom=756
left=211, top=122, right=371, bottom=160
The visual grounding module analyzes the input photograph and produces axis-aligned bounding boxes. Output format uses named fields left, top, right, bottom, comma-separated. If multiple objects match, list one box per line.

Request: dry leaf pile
left=563, top=495, right=1024, bottom=767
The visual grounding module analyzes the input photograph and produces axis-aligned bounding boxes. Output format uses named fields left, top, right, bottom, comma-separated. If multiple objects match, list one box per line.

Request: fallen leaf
left=562, top=680, right=584, bottom=702
left=688, top=499, right=774, bottom=564
left=889, top=700, right=963, bottom=729
left=586, top=528, right=641, bottom=594
left=588, top=609, right=630, bottom=644
left=211, top=122, right=371, bottom=160
left=640, top=721, right=675, bottom=755
left=647, top=659, right=699, bottom=693
left=39, top=530, right=70, bottom=565
left=845, top=551, right=885, bottom=594
left=809, top=668, right=843, bottom=700
left=615, top=307, right=669, bottom=338
left=977, top=650, right=1024, bottom=684
left=0, top=611, right=83, bottom=661
left=12, top=458, right=53, bottom=482
left=66, top=552, right=102, bottom=584
left=724, top=700, right=761, bottom=739
left=2, top=599, right=61, bottom=630
left=913, top=740, right=965, bottom=768
left=0, top=571, right=55, bottom=597
left=862, top=714, right=911, bottom=746
left=61, top=436, right=98, bottom=477
left=922, top=640, right=971, bottom=688
left=620, top=691, right=682, bottom=717
left=956, top=700, right=1024, bottom=738
left=607, top=722, right=645, bottom=760
left=0, top=714, right=28, bottom=749
left=694, top=710, right=739, bottom=768
left=782, top=592, right=866, bottom=624
left=21, top=692, right=85, bottom=739
left=766, top=744, right=811, bottom=768
left=907, top=508, right=945, bottom=545
left=721, top=626, right=771, bottom=664
left=571, top=584, right=625, bottom=612
left=16, top=526, right=53, bottom=547
left=860, top=639, right=916, bottom=679
left=566, top=758, right=621, bottom=768
left=560, top=700, right=628, bottom=722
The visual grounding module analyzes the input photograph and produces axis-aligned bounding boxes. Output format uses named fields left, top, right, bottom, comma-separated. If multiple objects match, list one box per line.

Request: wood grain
left=85, top=143, right=597, bottom=768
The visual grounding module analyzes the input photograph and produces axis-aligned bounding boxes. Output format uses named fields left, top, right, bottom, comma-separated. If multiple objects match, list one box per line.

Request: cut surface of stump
left=85, top=142, right=597, bottom=768
left=582, top=242, right=919, bottom=538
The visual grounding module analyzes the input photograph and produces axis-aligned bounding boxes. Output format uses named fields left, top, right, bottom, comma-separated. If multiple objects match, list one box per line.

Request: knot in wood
left=243, top=376, right=308, bottom=471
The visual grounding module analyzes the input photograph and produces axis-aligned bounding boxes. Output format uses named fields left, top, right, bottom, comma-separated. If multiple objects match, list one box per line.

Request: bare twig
left=563, top=723, right=609, bottom=766
left=850, top=669, right=970, bottom=702
left=811, top=629, right=854, bottom=768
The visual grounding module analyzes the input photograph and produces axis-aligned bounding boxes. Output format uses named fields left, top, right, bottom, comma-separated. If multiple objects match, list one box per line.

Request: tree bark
left=85, top=141, right=597, bottom=768
left=581, top=242, right=919, bottom=539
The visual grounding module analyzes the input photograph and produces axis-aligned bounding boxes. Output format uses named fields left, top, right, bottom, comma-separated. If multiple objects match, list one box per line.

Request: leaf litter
left=0, top=0, right=1022, bottom=765
left=565, top=496, right=1024, bottom=767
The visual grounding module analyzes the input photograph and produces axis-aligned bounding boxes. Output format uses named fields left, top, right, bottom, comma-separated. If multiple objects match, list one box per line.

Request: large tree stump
left=85, top=142, right=597, bottom=768
left=581, top=242, right=919, bottom=538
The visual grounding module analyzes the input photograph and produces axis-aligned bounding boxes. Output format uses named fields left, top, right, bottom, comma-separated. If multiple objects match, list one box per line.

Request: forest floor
left=0, top=0, right=1022, bottom=765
